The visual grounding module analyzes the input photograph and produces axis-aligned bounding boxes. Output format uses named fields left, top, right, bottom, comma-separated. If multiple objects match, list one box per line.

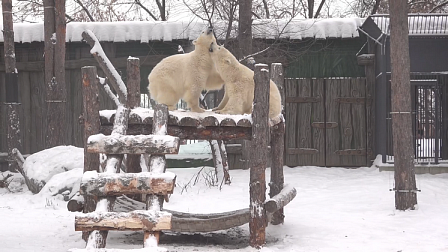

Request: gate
left=285, top=77, right=369, bottom=167
left=386, top=73, right=448, bottom=164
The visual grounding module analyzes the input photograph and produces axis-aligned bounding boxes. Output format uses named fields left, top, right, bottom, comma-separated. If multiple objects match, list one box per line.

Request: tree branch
left=430, top=0, right=448, bottom=12
left=75, top=0, right=95, bottom=21
left=135, top=0, right=158, bottom=21
left=313, top=0, right=326, bottom=18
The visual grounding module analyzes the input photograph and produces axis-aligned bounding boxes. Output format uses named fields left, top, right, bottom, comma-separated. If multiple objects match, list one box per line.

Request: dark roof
left=361, top=14, right=448, bottom=38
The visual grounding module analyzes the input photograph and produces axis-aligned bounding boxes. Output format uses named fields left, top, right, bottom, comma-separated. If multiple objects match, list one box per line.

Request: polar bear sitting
left=209, top=42, right=282, bottom=119
left=147, top=27, right=224, bottom=112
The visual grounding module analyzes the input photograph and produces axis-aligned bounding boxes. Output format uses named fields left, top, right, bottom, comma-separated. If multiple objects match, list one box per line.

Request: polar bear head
left=208, top=42, right=240, bottom=74
left=192, top=27, right=217, bottom=49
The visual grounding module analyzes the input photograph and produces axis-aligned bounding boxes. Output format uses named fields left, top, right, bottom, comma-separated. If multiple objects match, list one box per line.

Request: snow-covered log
left=145, top=103, right=169, bottom=247
left=87, top=134, right=180, bottom=155
left=11, top=148, right=40, bottom=193
left=82, top=30, right=127, bottom=104
left=75, top=210, right=172, bottom=232
left=80, top=171, right=176, bottom=196
left=68, top=192, right=84, bottom=212
left=264, top=184, right=297, bottom=213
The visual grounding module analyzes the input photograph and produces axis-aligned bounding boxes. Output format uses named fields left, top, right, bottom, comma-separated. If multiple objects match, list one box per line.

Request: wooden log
left=80, top=171, right=176, bottom=196
left=86, top=105, right=129, bottom=248
left=145, top=104, right=169, bottom=247
left=87, top=134, right=180, bottom=155
left=264, top=184, right=297, bottom=213
left=11, top=148, right=39, bottom=193
left=81, top=66, right=101, bottom=220
left=249, top=64, right=270, bottom=248
left=271, top=63, right=285, bottom=113
left=75, top=210, right=172, bottom=231
left=67, top=192, right=85, bottom=212
left=126, top=57, right=142, bottom=174
left=269, top=118, right=285, bottom=225
left=101, top=125, right=252, bottom=140
left=82, top=30, right=127, bottom=104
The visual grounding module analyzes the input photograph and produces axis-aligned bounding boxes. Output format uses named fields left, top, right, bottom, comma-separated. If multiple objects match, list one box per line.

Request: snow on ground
left=1, top=149, right=448, bottom=251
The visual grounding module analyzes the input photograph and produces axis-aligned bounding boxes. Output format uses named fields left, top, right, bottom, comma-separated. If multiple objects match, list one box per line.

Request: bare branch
left=75, top=0, right=95, bottom=21
left=430, top=0, right=448, bottom=12
left=314, top=0, right=326, bottom=18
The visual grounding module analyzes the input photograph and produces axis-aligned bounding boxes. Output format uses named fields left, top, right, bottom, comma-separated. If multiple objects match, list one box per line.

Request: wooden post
left=44, top=0, right=67, bottom=148
left=357, top=54, right=375, bottom=164
left=2, top=0, right=22, bottom=173
left=249, top=64, right=269, bottom=248
left=125, top=57, right=142, bottom=174
left=145, top=103, right=168, bottom=247
left=269, top=63, right=285, bottom=225
left=81, top=66, right=101, bottom=241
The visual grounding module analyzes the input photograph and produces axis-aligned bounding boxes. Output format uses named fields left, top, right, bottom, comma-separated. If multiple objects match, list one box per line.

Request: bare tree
left=389, top=0, right=418, bottom=210
left=344, top=0, right=448, bottom=17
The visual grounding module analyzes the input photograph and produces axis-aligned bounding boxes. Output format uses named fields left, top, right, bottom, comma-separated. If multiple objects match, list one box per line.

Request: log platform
left=99, top=109, right=283, bottom=140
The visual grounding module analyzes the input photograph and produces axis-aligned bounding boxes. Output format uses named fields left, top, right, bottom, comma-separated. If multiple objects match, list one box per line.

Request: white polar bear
left=209, top=42, right=282, bottom=119
left=147, top=27, right=224, bottom=112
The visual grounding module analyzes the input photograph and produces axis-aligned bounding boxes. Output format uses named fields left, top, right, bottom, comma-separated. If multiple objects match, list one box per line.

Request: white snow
left=23, top=145, right=83, bottom=189
left=1, top=144, right=448, bottom=251
left=0, top=18, right=364, bottom=44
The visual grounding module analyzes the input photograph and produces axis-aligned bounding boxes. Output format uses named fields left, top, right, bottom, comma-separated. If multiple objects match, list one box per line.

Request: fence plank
left=352, top=78, right=367, bottom=166
left=339, top=78, right=353, bottom=166
left=285, top=79, right=298, bottom=166
left=325, top=78, right=341, bottom=167
left=312, top=78, right=326, bottom=167
left=296, top=78, right=313, bottom=166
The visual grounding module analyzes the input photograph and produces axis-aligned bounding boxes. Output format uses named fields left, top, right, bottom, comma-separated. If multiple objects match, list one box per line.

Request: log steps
left=75, top=104, right=178, bottom=250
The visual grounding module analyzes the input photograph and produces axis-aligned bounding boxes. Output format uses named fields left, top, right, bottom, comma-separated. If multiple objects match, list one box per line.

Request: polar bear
left=209, top=42, right=282, bottom=119
left=147, top=27, right=224, bottom=112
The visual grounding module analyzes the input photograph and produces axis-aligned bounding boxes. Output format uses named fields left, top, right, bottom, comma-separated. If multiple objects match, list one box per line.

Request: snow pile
left=23, top=145, right=83, bottom=193
left=1, top=18, right=364, bottom=43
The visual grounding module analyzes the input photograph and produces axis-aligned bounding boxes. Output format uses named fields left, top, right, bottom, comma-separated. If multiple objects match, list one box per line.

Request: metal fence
left=386, top=73, right=445, bottom=164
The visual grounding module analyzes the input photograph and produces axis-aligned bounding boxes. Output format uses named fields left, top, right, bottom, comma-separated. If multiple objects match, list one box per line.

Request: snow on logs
left=75, top=210, right=172, bottom=232
left=80, top=171, right=176, bottom=197
left=98, top=109, right=277, bottom=140
left=86, top=134, right=180, bottom=155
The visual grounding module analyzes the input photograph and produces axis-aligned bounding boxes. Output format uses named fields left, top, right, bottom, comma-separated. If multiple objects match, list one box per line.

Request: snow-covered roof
left=0, top=18, right=364, bottom=43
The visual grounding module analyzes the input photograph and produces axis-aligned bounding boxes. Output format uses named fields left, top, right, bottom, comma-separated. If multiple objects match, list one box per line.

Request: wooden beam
left=87, top=134, right=180, bottom=154
left=264, top=184, right=297, bottom=213
left=80, top=171, right=176, bottom=196
left=357, top=54, right=375, bottom=66
left=100, top=125, right=253, bottom=140
left=75, top=210, right=172, bottom=231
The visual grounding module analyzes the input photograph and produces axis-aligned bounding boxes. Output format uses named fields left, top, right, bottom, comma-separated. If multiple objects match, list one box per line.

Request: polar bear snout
left=207, top=26, right=213, bottom=35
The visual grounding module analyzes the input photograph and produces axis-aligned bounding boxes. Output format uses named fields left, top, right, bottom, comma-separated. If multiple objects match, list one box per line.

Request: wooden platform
left=99, top=108, right=283, bottom=140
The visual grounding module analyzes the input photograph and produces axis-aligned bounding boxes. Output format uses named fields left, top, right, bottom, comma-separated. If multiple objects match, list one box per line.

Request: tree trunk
left=81, top=66, right=101, bottom=240
left=44, top=0, right=67, bottom=148
left=238, top=0, right=253, bottom=61
left=249, top=64, right=270, bottom=248
left=389, top=0, right=418, bottom=210
left=2, top=0, right=22, bottom=173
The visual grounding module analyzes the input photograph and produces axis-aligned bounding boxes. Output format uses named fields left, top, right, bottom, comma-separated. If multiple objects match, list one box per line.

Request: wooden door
left=284, top=77, right=367, bottom=167
left=285, top=78, right=325, bottom=166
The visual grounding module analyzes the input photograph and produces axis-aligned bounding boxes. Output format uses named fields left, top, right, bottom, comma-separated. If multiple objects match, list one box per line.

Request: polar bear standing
left=148, top=27, right=224, bottom=112
left=209, top=42, right=282, bottom=119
